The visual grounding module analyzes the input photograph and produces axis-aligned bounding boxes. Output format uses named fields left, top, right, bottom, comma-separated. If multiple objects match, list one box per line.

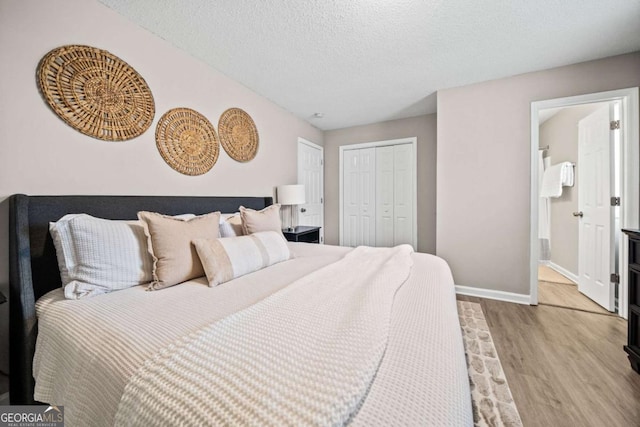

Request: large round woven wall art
left=218, top=108, right=259, bottom=162
left=155, top=108, right=220, bottom=176
left=37, top=45, right=155, bottom=141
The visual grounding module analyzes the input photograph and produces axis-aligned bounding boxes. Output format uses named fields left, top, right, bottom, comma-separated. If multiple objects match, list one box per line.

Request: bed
left=9, top=194, right=472, bottom=426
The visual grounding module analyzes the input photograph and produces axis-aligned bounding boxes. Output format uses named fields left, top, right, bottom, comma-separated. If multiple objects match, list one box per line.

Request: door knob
left=300, top=208, right=306, bottom=213
left=572, top=211, right=584, bottom=217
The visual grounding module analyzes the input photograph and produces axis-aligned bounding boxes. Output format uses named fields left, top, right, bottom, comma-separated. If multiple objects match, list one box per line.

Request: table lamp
left=277, top=184, right=305, bottom=231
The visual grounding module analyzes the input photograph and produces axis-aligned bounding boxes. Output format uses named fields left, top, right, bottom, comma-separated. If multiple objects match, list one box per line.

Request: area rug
left=457, top=301, right=523, bottom=427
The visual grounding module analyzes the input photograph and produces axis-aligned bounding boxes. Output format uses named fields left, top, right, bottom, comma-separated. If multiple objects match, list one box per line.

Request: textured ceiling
left=98, top=0, right=640, bottom=130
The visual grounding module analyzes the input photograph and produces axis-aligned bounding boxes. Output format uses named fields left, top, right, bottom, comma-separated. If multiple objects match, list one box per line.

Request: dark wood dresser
left=622, top=229, right=640, bottom=373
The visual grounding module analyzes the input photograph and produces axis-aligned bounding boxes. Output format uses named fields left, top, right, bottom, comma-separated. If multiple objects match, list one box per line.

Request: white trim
left=530, top=87, right=639, bottom=318
left=297, top=137, right=324, bottom=243
left=338, top=137, right=418, bottom=249
left=455, top=285, right=531, bottom=305
left=546, top=262, right=578, bottom=284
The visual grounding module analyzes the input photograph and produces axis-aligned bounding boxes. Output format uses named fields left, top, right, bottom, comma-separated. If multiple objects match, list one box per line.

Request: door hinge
left=320, top=197, right=323, bottom=204
left=610, top=120, right=620, bottom=130
left=320, top=159, right=324, bottom=166
left=611, top=273, right=620, bottom=284
left=611, top=197, right=620, bottom=206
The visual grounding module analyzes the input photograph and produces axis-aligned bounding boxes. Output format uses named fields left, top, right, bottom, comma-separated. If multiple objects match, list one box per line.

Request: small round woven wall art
left=218, top=108, right=259, bottom=162
left=155, top=108, right=220, bottom=176
left=36, top=45, right=155, bottom=141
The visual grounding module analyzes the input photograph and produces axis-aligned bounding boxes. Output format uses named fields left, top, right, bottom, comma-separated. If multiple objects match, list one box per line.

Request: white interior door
left=342, top=147, right=376, bottom=247
left=297, top=138, right=324, bottom=242
left=343, top=149, right=360, bottom=247
left=578, top=105, right=615, bottom=311
left=393, top=144, right=414, bottom=246
left=376, top=146, right=394, bottom=247
left=359, top=148, right=376, bottom=246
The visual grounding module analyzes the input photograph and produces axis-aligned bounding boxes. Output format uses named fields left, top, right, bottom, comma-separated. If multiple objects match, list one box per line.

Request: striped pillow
left=193, top=231, right=290, bottom=287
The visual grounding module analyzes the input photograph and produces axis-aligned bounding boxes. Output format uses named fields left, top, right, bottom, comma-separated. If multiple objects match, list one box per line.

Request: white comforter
left=34, top=243, right=472, bottom=426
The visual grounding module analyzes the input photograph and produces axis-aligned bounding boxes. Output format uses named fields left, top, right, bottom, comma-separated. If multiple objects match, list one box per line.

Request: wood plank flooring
left=538, top=265, right=610, bottom=314
left=457, top=295, right=640, bottom=427
left=538, top=281, right=610, bottom=314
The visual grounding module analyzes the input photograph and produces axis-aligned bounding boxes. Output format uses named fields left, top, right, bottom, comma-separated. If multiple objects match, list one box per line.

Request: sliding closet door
left=343, top=149, right=360, bottom=247
left=374, top=144, right=414, bottom=247
left=359, top=148, right=376, bottom=246
left=376, top=146, right=395, bottom=247
left=393, top=144, right=414, bottom=246
left=342, top=138, right=416, bottom=249
left=343, top=147, right=376, bottom=247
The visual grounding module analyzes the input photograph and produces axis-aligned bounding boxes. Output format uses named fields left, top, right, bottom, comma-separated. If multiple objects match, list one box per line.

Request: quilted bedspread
left=34, top=243, right=472, bottom=426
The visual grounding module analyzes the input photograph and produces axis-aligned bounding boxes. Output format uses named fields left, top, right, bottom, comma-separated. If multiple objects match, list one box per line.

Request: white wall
left=323, top=114, right=437, bottom=253
left=437, top=52, right=640, bottom=297
left=0, top=0, right=322, bottom=374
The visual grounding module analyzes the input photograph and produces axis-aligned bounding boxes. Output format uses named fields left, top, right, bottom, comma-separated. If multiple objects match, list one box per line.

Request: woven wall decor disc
left=218, top=108, right=259, bottom=162
left=36, top=45, right=155, bottom=141
left=155, top=108, right=220, bottom=176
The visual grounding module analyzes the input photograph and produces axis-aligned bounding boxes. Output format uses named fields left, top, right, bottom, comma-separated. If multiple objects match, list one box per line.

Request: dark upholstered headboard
left=8, top=194, right=272, bottom=404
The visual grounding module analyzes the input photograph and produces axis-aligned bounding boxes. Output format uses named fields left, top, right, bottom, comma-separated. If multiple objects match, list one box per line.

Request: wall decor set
left=36, top=44, right=259, bottom=176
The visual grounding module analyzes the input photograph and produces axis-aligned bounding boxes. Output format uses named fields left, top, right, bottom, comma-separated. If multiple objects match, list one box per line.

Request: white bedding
left=34, top=243, right=472, bottom=426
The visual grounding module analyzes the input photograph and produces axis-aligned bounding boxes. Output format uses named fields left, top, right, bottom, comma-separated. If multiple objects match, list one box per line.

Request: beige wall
left=0, top=0, right=322, bottom=373
left=437, top=52, right=640, bottom=296
left=540, top=103, right=604, bottom=275
left=323, top=114, right=437, bottom=253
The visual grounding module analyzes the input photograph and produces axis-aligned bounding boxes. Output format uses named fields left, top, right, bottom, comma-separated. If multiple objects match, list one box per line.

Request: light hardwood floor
left=457, top=295, right=640, bottom=427
left=538, top=265, right=610, bottom=314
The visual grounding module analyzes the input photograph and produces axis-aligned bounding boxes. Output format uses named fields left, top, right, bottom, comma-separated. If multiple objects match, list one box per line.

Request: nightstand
left=282, top=226, right=321, bottom=243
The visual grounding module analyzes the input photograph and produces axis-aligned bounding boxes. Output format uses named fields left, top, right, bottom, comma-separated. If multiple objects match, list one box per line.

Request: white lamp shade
left=277, top=184, right=305, bottom=205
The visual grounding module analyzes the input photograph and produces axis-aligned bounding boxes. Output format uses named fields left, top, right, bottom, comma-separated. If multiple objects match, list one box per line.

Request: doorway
left=530, top=88, right=640, bottom=319
left=297, top=138, right=324, bottom=243
left=537, top=101, right=617, bottom=313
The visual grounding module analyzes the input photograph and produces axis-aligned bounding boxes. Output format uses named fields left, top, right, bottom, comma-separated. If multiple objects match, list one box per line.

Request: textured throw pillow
left=193, top=231, right=290, bottom=287
left=219, top=213, right=244, bottom=238
left=138, top=211, right=221, bottom=290
left=239, top=204, right=283, bottom=235
left=49, top=214, right=154, bottom=300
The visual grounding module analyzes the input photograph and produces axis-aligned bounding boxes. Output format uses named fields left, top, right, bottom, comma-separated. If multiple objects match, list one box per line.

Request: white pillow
left=50, top=213, right=196, bottom=299
left=219, top=213, right=243, bottom=238
left=193, top=231, right=290, bottom=287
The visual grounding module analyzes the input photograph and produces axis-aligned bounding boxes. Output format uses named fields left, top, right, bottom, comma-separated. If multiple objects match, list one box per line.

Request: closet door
left=343, top=149, right=360, bottom=247
left=359, top=148, right=376, bottom=246
left=343, top=148, right=376, bottom=247
left=393, top=144, right=414, bottom=246
left=376, top=146, right=395, bottom=247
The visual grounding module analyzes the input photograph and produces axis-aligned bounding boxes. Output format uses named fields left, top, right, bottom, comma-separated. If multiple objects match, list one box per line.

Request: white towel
left=540, top=162, right=574, bottom=198
left=538, top=151, right=550, bottom=240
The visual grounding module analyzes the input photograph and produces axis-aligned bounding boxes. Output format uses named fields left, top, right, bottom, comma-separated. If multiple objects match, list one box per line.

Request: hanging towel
left=540, top=162, right=574, bottom=198
left=538, top=151, right=550, bottom=240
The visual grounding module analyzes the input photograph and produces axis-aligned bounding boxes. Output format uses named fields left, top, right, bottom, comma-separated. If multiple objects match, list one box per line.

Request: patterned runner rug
left=457, top=301, right=523, bottom=427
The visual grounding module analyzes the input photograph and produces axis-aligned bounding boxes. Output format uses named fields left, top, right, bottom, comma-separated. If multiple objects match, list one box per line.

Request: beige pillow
left=239, top=204, right=282, bottom=235
left=138, top=211, right=221, bottom=290
left=193, top=231, right=290, bottom=287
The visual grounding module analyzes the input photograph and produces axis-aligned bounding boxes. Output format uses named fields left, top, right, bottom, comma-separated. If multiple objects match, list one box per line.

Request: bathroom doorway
left=529, top=88, right=639, bottom=319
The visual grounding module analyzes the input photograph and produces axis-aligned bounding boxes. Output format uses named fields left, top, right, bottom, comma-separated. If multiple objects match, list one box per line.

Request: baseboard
left=455, top=285, right=530, bottom=305
left=538, top=260, right=550, bottom=266
left=547, top=262, right=578, bottom=284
